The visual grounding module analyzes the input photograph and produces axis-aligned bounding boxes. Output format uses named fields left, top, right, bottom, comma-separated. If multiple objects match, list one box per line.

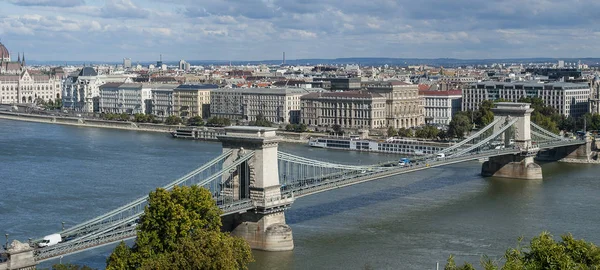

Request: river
left=1, top=119, right=599, bottom=269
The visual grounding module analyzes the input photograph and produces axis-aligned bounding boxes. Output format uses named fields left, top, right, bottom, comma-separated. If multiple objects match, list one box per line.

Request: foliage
left=49, top=263, right=96, bottom=270
left=106, top=186, right=253, bottom=270
left=331, top=124, right=344, bottom=136
left=133, top=113, right=155, bottom=123
left=397, top=127, right=414, bottom=138
left=445, top=255, right=476, bottom=270
left=206, top=117, right=231, bottom=127
left=519, top=97, right=559, bottom=134
left=448, top=113, right=472, bottom=139
left=415, top=125, right=440, bottom=139
left=102, top=113, right=130, bottom=121
left=164, top=115, right=183, bottom=125
left=387, top=126, right=397, bottom=137
left=285, top=123, right=308, bottom=133
left=446, top=232, right=600, bottom=270
left=187, top=116, right=205, bottom=126
left=36, top=97, right=63, bottom=110
left=249, top=113, right=273, bottom=127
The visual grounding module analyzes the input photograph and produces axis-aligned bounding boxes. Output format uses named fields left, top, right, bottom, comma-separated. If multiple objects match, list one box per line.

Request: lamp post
left=62, top=222, right=65, bottom=231
left=4, top=234, right=8, bottom=250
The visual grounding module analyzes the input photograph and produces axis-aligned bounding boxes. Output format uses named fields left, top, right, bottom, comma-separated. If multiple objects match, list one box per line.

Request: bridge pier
left=482, top=103, right=543, bottom=180
left=0, top=240, right=37, bottom=270
left=218, top=127, right=294, bottom=252
left=482, top=155, right=543, bottom=180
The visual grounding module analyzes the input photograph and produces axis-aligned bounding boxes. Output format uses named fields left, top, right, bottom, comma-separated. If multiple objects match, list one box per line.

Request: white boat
left=307, top=136, right=449, bottom=155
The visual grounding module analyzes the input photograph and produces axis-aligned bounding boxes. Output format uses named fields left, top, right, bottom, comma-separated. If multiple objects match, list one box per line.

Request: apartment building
left=147, top=84, right=179, bottom=117
left=98, top=83, right=150, bottom=114
left=210, top=87, right=319, bottom=124
left=63, top=67, right=133, bottom=112
left=173, top=84, right=217, bottom=118
left=462, top=82, right=590, bottom=117
left=365, top=81, right=425, bottom=128
left=419, top=90, right=462, bottom=125
left=300, top=90, right=387, bottom=129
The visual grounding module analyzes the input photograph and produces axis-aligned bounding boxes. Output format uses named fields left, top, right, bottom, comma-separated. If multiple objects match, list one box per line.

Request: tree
left=187, top=116, right=204, bottom=126
left=285, top=124, right=308, bottom=133
left=50, top=264, right=96, bottom=270
left=446, top=232, right=600, bottom=269
left=206, top=117, right=231, bottom=127
left=119, top=113, right=130, bottom=122
left=106, top=186, right=253, bottom=270
left=165, top=115, right=183, bottom=125
left=448, top=114, right=472, bottom=139
left=250, top=113, right=272, bottom=127
left=397, top=127, right=413, bottom=138
left=387, top=126, right=397, bottom=137
left=331, top=124, right=343, bottom=136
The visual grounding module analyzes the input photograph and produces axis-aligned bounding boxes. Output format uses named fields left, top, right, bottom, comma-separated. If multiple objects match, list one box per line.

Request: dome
left=0, top=42, right=9, bottom=61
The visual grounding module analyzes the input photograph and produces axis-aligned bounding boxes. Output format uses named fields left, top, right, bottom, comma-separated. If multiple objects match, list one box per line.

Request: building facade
left=462, top=82, right=590, bottom=117
left=99, top=83, right=150, bottom=114
left=62, top=68, right=132, bottom=112
left=419, top=90, right=462, bottom=125
left=148, top=84, right=179, bottom=117
left=173, top=84, right=217, bottom=119
left=365, top=81, right=425, bottom=128
left=210, top=87, right=319, bottom=124
left=0, top=42, right=61, bottom=104
left=300, top=91, right=387, bottom=129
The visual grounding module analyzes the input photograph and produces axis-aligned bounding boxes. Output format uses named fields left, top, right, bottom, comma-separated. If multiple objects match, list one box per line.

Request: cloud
left=100, top=0, right=150, bottom=19
left=2, top=0, right=600, bottom=61
left=7, top=0, right=85, bottom=7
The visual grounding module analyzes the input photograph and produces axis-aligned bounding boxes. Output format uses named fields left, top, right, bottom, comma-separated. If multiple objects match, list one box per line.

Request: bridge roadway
left=33, top=139, right=585, bottom=262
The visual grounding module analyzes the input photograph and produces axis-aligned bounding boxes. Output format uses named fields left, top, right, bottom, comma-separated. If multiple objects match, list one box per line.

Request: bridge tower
left=481, top=103, right=543, bottom=180
left=218, top=126, right=294, bottom=251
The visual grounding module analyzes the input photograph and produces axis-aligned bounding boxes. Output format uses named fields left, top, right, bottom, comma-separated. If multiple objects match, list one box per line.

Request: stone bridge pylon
left=481, top=102, right=543, bottom=180
left=218, top=126, right=294, bottom=251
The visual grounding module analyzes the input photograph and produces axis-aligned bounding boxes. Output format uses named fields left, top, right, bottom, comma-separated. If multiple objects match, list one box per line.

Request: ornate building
left=0, top=41, right=62, bottom=104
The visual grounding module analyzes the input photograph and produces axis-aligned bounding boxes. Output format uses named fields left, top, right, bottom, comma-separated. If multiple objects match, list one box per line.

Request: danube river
left=1, top=119, right=600, bottom=269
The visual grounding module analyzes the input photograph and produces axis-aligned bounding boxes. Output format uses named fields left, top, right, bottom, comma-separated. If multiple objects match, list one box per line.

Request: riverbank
left=0, top=111, right=312, bottom=143
left=0, top=111, right=179, bottom=133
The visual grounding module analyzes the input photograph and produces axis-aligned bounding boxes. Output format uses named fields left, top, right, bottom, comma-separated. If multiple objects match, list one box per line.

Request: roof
left=419, top=90, right=462, bottom=96
left=302, top=90, right=384, bottom=99
left=78, top=67, right=98, bottom=77
left=469, top=81, right=589, bottom=89
left=175, top=84, right=219, bottom=90
left=0, top=42, right=9, bottom=59
left=213, top=87, right=321, bottom=95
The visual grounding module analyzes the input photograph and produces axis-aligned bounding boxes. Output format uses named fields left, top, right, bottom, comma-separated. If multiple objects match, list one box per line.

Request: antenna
left=283, top=52, right=285, bottom=65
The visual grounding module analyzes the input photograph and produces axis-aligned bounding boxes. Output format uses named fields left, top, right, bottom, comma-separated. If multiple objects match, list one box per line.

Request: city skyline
left=1, top=0, right=600, bottom=62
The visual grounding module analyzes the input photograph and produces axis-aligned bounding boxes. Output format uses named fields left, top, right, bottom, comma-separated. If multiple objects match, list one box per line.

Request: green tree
left=397, top=127, right=413, bottom=138
left=446, top=232, right=600, bottom=269
left=387, top=126, right=397, bottom=137
left=119, top=113, right=130, bottom=121
left=187, top=116, right=205, bottom=126
left=165, top=115, right=183, bottom=125
left=448, top=114, right=472, bottom=139
left=106, top=186, right=253, bottom=270
left=50, top=263, right=96, bottom=270
left=206, top=117, right=231, bottom=127
left=250, top=113, right=272, bottom=127
left=331, top=124, right=343, bottom=136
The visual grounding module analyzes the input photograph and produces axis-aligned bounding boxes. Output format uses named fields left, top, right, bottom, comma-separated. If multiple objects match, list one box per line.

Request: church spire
left=22, top=52, right=25, bottom=66
left=17, top=52, right=20, bottom=63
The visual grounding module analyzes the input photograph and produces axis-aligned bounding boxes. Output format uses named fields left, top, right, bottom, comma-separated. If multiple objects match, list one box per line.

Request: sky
left=1, top=0, right=600, bottom=62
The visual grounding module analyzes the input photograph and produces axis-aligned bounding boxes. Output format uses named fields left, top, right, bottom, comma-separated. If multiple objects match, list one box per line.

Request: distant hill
left=25, top=57, right=600, bottom=67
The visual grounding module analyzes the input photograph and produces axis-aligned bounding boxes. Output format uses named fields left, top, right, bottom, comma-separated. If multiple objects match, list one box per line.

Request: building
left=313, top=77, right=361, bottom=91
left=123, top=58, right=132, bottom=69
left=0, top=42, right=61, bottom=104
left=210, top=87, right=320, bottom=124
left=462, top=81, right=590, bottom=117
left=99, top=83, right=150, bottom=114
left=364, top=81, right=425, bottom=128
left=148, top=84, right=179, bottom=117
left=173, top=84, right=217, bottom=119
left=62, top=68, right=132, bottom=112
left=300, top=90, right=387, bottom=129
left=419, top=90, right=462, bottom=125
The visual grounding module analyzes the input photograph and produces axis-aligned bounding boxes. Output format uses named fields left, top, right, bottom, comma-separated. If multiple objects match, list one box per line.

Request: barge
left=308, top=136, right=451, bottom=155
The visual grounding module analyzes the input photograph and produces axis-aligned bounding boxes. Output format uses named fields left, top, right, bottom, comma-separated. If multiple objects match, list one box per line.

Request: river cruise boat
left=308, top=136, right=450, bottom=155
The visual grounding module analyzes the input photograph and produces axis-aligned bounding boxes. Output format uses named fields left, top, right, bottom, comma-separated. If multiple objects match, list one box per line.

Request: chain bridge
left=0, top=103, right=595, bottom=269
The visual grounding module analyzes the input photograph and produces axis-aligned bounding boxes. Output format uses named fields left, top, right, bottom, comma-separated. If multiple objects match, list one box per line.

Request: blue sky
left=1, top=0, right=599, bottom=62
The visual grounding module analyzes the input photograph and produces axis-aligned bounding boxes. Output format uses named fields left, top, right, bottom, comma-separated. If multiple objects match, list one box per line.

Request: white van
left=436, top=153, right=446, bottom=159
left=38, top=234, right=62, bottom=247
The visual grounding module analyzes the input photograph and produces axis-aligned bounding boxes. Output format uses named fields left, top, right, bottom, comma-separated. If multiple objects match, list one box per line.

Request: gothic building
left=0, top=41, right=62, bottom=104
